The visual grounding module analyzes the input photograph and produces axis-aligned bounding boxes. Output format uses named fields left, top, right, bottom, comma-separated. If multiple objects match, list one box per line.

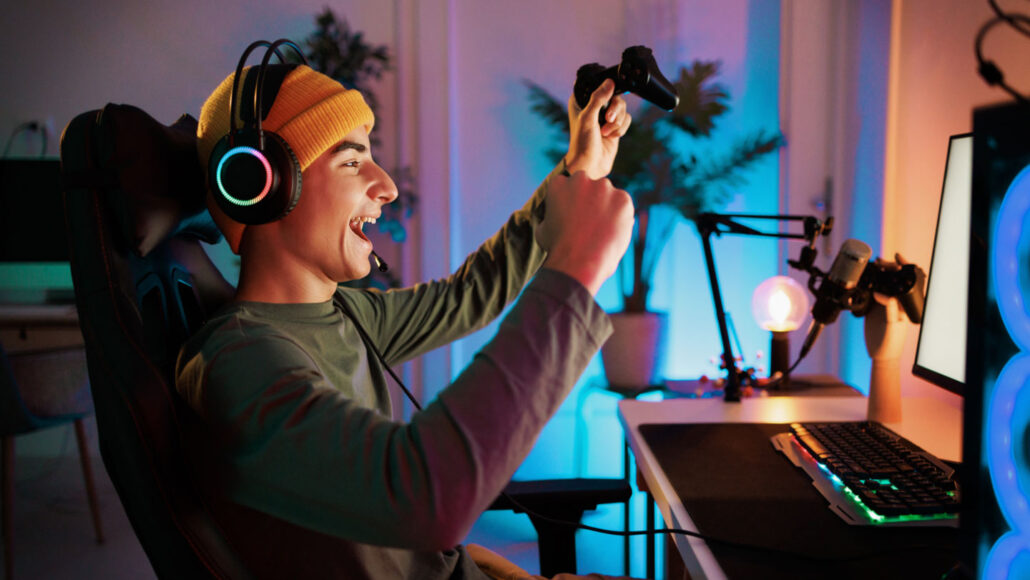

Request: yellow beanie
left=196, top=65, right=375, bottom=253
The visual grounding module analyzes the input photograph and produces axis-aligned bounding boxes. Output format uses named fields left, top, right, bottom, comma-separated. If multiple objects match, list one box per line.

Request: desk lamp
left=751, top=275, right=809, bottom=383
left=696, top=213, right=832, bottom=401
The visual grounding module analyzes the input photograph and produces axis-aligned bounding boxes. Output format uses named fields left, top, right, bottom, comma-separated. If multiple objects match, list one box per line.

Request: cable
left=988, top=0, right=1030, bottom=36
left=337, top=295, right=951, bottom=565
left=975, top=1, right=1030, bottom=102
left=759, top=351, right=805, bottom=390
left=337, top=297, right=423, bottom=412
left=2, top=120, right=48, bottom=158
left=497, top=490, right=953, bottom=564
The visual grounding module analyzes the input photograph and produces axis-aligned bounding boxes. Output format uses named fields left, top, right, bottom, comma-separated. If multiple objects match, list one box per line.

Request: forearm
left=344, top=162, right=566, bottom=364
left=211, top=270, right=611, bottom=551
left=419, top=269, right=612, bottom=541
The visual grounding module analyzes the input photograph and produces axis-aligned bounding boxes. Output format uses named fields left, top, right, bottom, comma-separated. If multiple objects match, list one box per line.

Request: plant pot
left=600, top=311, right=668, bottom=390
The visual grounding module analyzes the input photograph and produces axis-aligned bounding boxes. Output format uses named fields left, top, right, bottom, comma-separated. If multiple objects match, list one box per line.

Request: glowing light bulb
left=752, top=276, right=811, bottom=381
left=768, top=289, right=792, bottom=327
left=752, top=276, right=810, bottom=333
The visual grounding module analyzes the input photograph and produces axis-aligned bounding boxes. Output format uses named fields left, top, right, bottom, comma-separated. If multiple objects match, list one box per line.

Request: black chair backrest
left=60, top=104, right=249, bottom=579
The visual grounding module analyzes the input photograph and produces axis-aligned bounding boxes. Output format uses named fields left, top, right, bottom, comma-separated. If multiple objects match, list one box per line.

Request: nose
left=370, top=163, right=399, bottom=205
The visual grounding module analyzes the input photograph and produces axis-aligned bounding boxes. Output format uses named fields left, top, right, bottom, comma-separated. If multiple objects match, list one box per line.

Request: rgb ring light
left=215, top=146, right=273, bottom=206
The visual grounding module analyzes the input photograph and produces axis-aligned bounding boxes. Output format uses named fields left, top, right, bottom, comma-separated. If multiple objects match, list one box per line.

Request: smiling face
left=277, top=126, right=399, bottom=283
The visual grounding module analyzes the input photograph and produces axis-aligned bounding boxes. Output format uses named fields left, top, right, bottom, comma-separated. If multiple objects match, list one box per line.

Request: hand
left=537, top=171, right=634, bottom=295
left=565, top=79, right=632, bottom=179
left=864, top=294, right=908, bottom=361
left=864, top=254, right=914, bottom=361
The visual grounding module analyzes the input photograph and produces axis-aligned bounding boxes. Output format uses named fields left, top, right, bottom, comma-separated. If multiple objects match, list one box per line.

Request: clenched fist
left=536, top=171, right=634, bottom=295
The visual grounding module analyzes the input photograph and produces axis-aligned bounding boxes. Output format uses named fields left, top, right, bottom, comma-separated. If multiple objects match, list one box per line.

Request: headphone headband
left=228, top=39, right=308, bottom=146
left=209, top=39, right=309, bottom=225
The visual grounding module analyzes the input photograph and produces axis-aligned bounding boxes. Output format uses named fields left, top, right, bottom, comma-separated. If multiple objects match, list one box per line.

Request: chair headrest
left=78, top=104, right=221, bottom=256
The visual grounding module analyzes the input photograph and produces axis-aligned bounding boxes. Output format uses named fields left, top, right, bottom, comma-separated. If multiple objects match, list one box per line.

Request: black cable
left=988, top=0, right=1030, bottom=37
left=338, top=296, right=951, bottom=566
left=760, top=350, right=805, bottom=390
left=496, top=490, right=953, bottom=565
left=338, top=297, right=423, bottom=412
left=975, top=1, right=1030, bottom=102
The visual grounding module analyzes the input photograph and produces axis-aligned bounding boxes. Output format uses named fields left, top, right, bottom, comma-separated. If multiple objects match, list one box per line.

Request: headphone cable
left=337, top=295, right=952, bottom=565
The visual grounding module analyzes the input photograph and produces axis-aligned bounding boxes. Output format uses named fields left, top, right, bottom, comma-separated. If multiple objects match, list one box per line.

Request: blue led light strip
left=986, top=164, right=1030, bottom=579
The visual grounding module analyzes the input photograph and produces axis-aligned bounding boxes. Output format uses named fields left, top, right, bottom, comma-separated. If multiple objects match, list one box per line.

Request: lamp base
left=769, top=331, right=791, bottom=388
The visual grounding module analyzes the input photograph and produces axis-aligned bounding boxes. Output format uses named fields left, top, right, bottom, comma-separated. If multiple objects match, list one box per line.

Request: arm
left=348, top=81, right=632, bottom=364
left=180, top=270, right=611, bottom=551
left=341, top=163, right=560, bottom=365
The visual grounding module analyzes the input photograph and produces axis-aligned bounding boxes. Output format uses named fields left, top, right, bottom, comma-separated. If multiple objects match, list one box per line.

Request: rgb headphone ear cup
left=208, top=130, right=302, bottom=225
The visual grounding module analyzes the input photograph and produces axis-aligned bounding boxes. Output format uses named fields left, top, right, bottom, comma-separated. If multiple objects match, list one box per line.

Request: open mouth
left=349, top=216, right=376, bottom=244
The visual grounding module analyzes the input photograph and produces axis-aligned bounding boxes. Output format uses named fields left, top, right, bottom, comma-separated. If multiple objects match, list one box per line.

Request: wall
left=885, top=0, right=1030, bottom=401
left=0, top=1, right=782, bottom=465
left=779, top=0, right=894, bottom=387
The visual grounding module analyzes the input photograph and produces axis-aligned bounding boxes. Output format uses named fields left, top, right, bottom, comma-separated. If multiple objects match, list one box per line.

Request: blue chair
left=1, top=341, right=103, bottom=580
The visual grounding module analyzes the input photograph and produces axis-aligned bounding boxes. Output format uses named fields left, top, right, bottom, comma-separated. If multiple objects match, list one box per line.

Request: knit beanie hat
left=196, top=65, right=375, bottom=253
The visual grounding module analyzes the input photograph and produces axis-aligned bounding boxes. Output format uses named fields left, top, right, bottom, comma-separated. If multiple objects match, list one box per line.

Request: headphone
left=208, top=39, right=308, bottom=225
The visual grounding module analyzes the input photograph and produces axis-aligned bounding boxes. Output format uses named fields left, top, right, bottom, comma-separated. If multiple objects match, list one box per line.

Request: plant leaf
left=523, top=81, right=569, bottom=134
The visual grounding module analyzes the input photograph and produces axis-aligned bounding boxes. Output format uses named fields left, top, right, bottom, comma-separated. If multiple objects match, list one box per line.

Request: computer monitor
left=0, top=159, right=68, bottom=262
left=911, top=134, right=972, bottom=396
left=0, top=158, right=74, bottom=304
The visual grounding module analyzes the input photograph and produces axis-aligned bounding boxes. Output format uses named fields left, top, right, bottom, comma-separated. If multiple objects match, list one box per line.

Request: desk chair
left=1, top=343, right=103, bottom=580
left=60, top=103, right=629, bottom=578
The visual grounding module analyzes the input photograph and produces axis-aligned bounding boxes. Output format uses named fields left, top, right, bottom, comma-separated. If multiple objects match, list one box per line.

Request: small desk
left=0, top=304, right=82, bottom=354
left=618, top=396, right=962, bottom=579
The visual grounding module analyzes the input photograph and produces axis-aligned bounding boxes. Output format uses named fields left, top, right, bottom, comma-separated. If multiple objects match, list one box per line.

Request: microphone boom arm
left=695, top=212, right=832, bottom=402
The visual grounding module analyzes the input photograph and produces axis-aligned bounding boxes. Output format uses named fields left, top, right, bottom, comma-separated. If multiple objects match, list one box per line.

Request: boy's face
left=278, top=126, right=398, bottom=283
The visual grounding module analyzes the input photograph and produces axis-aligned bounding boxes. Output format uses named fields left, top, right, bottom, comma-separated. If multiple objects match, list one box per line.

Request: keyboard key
left=789, top=421, right=960, bottom=520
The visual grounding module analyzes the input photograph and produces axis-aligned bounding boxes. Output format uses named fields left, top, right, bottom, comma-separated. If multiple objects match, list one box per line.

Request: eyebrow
left=332, top=141, right=367, bottom=154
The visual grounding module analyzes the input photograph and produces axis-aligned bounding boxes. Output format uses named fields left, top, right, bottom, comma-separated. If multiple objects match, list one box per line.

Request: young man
left=177, top=61, right=635, bottom=579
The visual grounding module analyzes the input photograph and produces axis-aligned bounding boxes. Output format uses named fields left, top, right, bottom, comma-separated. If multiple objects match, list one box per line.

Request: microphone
left=799, top=239, right=872, bottom=358
left=371, top=251, right=389, bottom=273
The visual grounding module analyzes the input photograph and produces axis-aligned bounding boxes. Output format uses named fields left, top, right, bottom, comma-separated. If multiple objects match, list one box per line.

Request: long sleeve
left=338, top=162, right=565, bottom=365
left=177, top=269, right=611, bottom=552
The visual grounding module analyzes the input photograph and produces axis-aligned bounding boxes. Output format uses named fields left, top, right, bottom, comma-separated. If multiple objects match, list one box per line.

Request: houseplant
left=527, top=60, right=782, bottom=387
left=305, top=8, right=418, bottom=289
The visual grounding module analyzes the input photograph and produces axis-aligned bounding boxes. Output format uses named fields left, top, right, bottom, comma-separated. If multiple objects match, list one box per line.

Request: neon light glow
left=215, top=146, right=273, bottom=206
left=794, top=437, right=954, bottom=525
left=986, top=165, right=1030, bottom=579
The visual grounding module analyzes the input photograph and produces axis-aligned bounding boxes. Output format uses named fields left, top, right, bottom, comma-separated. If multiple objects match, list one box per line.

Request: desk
left=0, top=304, right=82, bottom=354
left=618, top=396, right=962, bottom=579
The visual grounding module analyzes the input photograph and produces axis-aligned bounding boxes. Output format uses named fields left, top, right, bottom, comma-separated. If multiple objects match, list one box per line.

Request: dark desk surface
left=617, top=396, right=963, bottom=579
left=640, top=422, right=958, bottom=579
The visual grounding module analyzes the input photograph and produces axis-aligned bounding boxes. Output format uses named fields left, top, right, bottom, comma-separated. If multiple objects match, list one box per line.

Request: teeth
left=350, top=217, right=377, bottom=230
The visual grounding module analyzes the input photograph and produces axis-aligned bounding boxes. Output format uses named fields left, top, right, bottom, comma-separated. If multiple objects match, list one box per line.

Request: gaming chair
left=60, top=103, right=630, bottom=578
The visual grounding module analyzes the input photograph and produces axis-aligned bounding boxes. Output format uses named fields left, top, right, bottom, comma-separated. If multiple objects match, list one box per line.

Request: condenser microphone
left=371, top=251, right=389, bottom=273
left=798, top=239, right=872, bottom=358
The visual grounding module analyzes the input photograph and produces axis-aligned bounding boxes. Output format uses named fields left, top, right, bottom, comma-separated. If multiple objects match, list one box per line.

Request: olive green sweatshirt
left=175, top=165, right=614, bottom=578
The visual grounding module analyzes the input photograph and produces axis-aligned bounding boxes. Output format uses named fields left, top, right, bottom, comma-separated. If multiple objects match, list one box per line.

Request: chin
left=341, top=262, right=372, bottom=282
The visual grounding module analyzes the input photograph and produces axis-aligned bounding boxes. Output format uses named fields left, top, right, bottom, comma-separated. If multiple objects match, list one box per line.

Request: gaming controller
left=855, top=261, right=927, bottom=323
left=574, top=46, right=679, bottom=122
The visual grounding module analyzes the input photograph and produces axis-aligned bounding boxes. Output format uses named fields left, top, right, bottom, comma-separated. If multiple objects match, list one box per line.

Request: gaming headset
left=207, top=39, right=308, bottom=225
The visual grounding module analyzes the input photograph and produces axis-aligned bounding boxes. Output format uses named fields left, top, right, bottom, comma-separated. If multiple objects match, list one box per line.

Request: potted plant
left=305, top=8, right=418, bottom=289
left=526, top=60, right=782, bottom=388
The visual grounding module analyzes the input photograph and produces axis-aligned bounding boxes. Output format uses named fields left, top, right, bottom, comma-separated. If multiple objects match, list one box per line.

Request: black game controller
left=854, top=261, right=927, bottom=323
left=574, top=46, right=679, bottom=122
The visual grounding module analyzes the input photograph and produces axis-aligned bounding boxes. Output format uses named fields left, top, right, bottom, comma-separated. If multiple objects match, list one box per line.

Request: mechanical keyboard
left=771, top=421, right=960, bottom=526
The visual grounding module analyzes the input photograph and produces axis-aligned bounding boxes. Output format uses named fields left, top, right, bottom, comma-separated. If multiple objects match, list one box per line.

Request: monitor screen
left=911, top=134, right=972, bottom=396
left=0, top=159, right=68, bottom=262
